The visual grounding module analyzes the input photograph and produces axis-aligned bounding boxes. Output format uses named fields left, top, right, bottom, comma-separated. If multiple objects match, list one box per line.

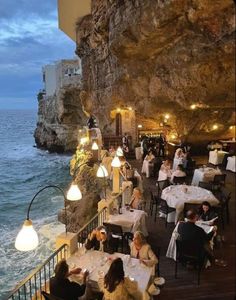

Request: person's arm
left=124, top=277, right=142, bottom=300
left=140, top=245, right=158, bottom=267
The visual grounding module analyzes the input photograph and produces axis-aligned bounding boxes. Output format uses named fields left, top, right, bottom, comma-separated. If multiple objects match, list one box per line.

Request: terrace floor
left=130, top=156, right=236, bottom=300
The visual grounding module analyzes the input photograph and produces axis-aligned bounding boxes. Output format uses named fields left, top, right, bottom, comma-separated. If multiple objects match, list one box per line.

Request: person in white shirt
left=141, top=150, right=155, bottom=178
left=170, top=164, right=186, bottom=183
left=158, top=159, right=172, bottom=181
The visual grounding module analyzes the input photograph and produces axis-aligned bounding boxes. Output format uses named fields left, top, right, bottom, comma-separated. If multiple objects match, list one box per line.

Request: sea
left=0, top=110, right=72, bottom=299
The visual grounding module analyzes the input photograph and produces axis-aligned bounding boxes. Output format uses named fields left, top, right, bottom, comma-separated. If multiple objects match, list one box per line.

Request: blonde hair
left=134, top=231, right=146, bottom=245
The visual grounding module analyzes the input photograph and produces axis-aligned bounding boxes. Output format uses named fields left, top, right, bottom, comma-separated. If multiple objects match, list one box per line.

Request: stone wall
left=75, top=0, right=235, bottom=144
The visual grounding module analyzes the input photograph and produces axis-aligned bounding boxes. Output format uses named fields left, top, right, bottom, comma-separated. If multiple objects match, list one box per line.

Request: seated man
left=177, top=210, right=217, bottom=263
left=50, top=259, right=89, bottom=300
left=85, top=225, right=117, bottom=254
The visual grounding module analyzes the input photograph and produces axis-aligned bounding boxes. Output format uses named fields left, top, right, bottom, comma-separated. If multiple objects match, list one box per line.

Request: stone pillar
left=56, top=232, right=78, bottom=256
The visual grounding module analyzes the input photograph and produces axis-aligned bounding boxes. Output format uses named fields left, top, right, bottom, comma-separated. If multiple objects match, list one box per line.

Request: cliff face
left=76, top=0, right=235, bottom=142
left=34, top=83, right=86, bottom=153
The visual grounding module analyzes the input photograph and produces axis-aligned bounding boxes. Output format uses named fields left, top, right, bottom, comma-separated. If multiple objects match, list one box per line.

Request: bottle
left=118, top=203, right=122, bottom=214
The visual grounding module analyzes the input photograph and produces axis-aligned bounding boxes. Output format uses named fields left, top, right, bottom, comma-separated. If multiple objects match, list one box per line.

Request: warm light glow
left=171, top=134, right=176, bottom=139
left=164, top=114, right=170, bottom=119
left=96, top=164, right=108, bottom=178
left=230, top=126, right=233, bottom=130
left=116, top=146, right=124, bottom=157
left=159, top=122, right=163, bottom=127
left=80, top=137, right=88, bottom=145
left=190, top=104, right=196, bottom=110
left=164, top=119, right=168, bottom=123
left=212, top=124, right=218, bottom=130
left=128, top=107, right=132, bottom=111
left=116, top=108, right=121, bottom=112
left=91, top=141, right=99, bottom=150
left=15, top=220, right=39, bottom=251
left=137, top=124, right=142, bottom=128
left=67, top=184, right=82, bottom=201
left=111, top=156, right=121, bottom=168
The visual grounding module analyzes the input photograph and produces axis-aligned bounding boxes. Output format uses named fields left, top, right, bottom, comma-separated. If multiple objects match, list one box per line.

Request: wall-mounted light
left=190, top=104, right=196, bottom=110
left=212, top=124, right=218, bottom=130
left=230, top=126, right=233, bottom=130
left=128, top=107, right=132, bottom=111
left=116, top=108, right=121, bottom=112
left=164, top=114, right=170, bottom=119
left=137, top=124, right=142, bottom=128
left=91, top=141, right=99, bottom=150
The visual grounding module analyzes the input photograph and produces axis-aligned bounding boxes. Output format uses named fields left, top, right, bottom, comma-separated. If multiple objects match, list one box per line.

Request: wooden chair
left=173, top=176, right=187, bottom=185
left=175, top=240, right=206, bottom=285
left=198, top=181, right=213, bottom=191
left=103, top=222, right=128, bottom=253
left=159, top=199, right=176, bottom=227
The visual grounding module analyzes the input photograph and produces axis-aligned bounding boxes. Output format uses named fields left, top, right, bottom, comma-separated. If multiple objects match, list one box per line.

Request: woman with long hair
left=98, top=258, right=142, bottom=300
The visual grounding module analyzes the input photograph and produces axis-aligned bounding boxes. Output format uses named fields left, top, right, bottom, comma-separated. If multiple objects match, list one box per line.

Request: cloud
left=0, top=0, right=76, bottom=109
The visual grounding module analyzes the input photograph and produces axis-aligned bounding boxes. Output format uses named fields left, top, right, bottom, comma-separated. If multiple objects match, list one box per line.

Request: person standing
left=158, top=133, right=166, bottom=157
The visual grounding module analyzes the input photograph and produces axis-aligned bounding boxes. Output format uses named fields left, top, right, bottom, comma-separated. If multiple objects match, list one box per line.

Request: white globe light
left=116, top=146, right=124, bottom=157
left=92, top=141, right=99, bottom=150
left=15, top=220, right=39, bottom=251
left=96, top=165, right=108, bottom=178
left=67, top=184, right=82, bottom=201
left=111, top=156, right=121, bottom=168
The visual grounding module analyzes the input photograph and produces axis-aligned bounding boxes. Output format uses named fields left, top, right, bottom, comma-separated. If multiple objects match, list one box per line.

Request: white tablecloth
left=208, top=150, right=228, bottom=165
left=107, top=208, right=148, bottom=236
left=226, top=156, right=236, bottom=172
left=135, top=147, right=142, bottom=160
left=166, top=221, right=214, bottom=260
left=161, top=185, right=219, bottom=223
left=191, top=167, right=222, bottom=186
left=68, top=250, right=152, bottom=300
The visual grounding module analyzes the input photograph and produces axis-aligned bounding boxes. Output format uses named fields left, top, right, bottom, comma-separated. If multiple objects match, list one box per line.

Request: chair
left=173, top=176, right=187, bottom=185
left=183, top=203, right=201, bottom=219
left=149, top=190, right=160, bottom=217
left=103, top=222, right=128, bottom=253
left=198, top=181, right=213, bottom=191
left=41, top=291, right=63, bottom=300
left=159, top=199, right=176, bottom=227
left=175, top=240, right=206, bottom=285
left=186, top=160, right=196, bottom=176
left=211, top=174, right=226, bottom=190
left=215, top=188, right=231, bottom=229
left=156, top=180, right=170, bottom=195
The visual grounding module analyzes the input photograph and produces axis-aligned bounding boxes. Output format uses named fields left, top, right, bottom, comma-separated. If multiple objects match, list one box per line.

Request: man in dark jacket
left=50, top=259, right=88, bottom=300
left=177, top=210, right=216, bottom=262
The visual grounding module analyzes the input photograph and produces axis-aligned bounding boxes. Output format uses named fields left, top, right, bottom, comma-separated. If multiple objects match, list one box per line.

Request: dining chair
left=103, top=222, right=128, bottom=253
left=198, top=181, right=213, bottom=191
left=215, top=189, right=231, bottom=229
left=173, top=176, right=187, bottom=185
left=175, top=239, right=206, bottom=285
left=211, top=174, right=227, bottom=190
left=159, top=199, right=176, bottom=227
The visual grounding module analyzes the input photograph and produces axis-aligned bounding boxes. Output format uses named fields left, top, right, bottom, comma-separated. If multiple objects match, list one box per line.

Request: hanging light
left=212, top=124, right=218, bottom=130
left=15, top=220, right=39, bottom=251
left=67, top=184, right=82, bottom=201
left=116, top=146, right=124, bottom=157
left=111, top=156, right=121, bottom=168
left=96, top=164, right=108, bottom=178
left=91, top=141, right=99, bottom=150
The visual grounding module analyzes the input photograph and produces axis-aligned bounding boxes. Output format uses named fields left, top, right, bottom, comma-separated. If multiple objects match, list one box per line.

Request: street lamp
left=15, top=185, right=69, bottom=252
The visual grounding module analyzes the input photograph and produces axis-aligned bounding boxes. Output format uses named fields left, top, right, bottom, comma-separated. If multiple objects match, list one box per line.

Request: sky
left=0, top=0, right=75, bottom=109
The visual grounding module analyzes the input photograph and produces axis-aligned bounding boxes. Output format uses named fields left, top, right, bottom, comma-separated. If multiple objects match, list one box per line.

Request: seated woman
left=50, top=259, right=89, bottom=300
left=158, top=159, right=172, bottom=181
left=130, top=231, right=158, bottom=271
left=98, top=257, right=142, bottom=300
left=141, top=150, right=155, bottom=178
left=170, top=164, right=186, bottom=183
left=85, top=225, right=117, bottom=253
left=129, top=187, right=145, bottom=210
left=198, top=201, right=218, bottom=224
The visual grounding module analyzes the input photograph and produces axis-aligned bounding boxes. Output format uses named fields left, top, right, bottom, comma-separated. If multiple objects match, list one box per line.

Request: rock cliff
left=75, top=0, right=235, bottom=142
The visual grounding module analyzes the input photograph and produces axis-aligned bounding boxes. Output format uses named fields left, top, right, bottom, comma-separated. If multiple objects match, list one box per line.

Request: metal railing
left=7, top=244, right=68, bottom=300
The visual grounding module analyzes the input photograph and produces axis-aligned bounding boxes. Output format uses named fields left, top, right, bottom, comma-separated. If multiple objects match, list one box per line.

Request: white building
left=42, top=59, right=82, bottom=97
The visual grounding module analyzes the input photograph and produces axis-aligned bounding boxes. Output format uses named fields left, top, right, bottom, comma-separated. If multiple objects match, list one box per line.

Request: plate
left=154, top=277, right=165, bottom=286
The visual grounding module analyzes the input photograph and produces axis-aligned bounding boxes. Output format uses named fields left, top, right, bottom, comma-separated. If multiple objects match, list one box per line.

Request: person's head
left=104, top=258, right=124, bottom=293
left=164, top=159, right=171, bottom=166
left=96, top=225, right=107, bottom=241
left=54, top=259, right=69, bottom=280
left=201, top=201, right=211, bottom=213
left=132, top=187, right=142, bottom=199
left=177, top=164, right=185, bottom=172
left=186, top=210, right=198, bottom=222
left=148, top=149, right=153, bottom=155
left=133, top=231, right=146, bottom=247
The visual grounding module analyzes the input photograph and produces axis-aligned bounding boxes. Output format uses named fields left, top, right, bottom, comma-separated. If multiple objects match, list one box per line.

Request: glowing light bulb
left=15, top=220, right=39, bottom=251
left=164, top=114, right=170, bottom=119
left=96, top=165, right=108, bottom=178
left=137, top=124, right=142, bottom=128
left=116, top=146, right=124, bottom=157
left=92, top=141, right=99, bottom=150
left=190, top=104, right=196, bottom=110
left=212, top=124, right=218, bottom=130
left=111, top=156, right=121, bottom=168
left=67, top=184, right=82, bottom=201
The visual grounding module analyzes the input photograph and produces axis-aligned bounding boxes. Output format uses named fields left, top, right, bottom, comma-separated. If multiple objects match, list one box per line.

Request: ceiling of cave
left=75, top=0, right=235, bottom=141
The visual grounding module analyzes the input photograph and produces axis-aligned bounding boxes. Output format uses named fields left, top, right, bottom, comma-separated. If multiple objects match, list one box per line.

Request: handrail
left=7, top=244, right=68, bottom=300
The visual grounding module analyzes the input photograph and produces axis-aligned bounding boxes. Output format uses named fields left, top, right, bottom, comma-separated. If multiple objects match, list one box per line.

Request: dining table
left=226, top=156, right=236, bottom=172
left=68, top=250, right=152, bottom=300
left=208, top=150, right=229, bottom=165
left=107, top=207, right=148, bottom=236
left=161, top=185, right=219, bottom=223
left=191, top=167, right=222, bottom=186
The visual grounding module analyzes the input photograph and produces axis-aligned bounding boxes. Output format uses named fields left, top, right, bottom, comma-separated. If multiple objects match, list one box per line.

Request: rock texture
left=34, top=84, right=87, bottom=152
left=76, top=0, right=235, bottom=143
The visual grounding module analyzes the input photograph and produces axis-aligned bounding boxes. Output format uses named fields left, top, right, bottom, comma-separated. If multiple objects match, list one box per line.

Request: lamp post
left=15, top=185, right=69, bottom=252
left=111, top=156, right=121, bottom=194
